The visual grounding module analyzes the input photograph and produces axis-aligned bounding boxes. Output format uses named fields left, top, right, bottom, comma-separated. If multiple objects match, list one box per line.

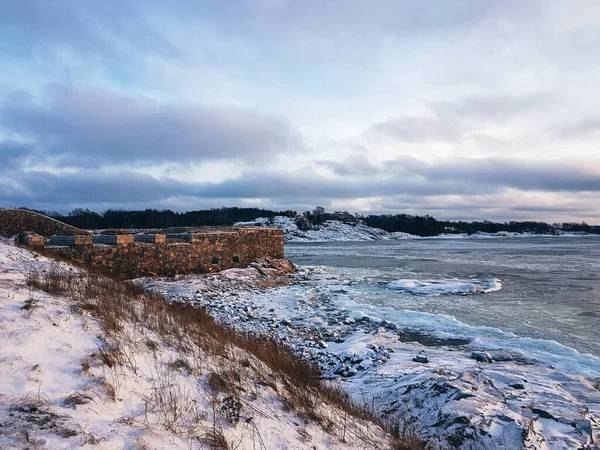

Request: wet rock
left=488, top=351, right=514, bottom=362
left=381, top=320, right=397, bottom=330
left=531, top=407, right=556, bottom=420
left=413, top=350, right=429, bottom=363
left=345, top=367, right=358, bottom=377
left=281, top=319, right=292, bottom=327
left=471, top=351, right=493, bottom=363
left=318, top=340, right=328, bottom=349
left=575, top=419, right=592, bottom=438
left=510, top=382, right=525, bottom=390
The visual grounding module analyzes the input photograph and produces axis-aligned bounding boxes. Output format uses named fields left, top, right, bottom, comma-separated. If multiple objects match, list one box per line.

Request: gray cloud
left=317, top=153, right=380, bottom=176
left=433, top=92, right=553, bottom=122
left=555, top=117, right=600, bottom=139
left=0, top=141, right=36, bottom=169
left=370, top=92, right=551, bottom=144
left=3, top=155, right=600, bottom=214
left=0, top=85, right=301, bottom=167
left=387, top=156, right=600, bottom=192
left=371, top=115, right=468, bottom=143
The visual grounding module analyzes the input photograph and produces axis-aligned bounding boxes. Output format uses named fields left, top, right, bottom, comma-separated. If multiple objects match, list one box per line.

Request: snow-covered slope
left=236, top=216, right=595, bottom=242
left=0, top=240, right=392, bottom=449
left=235, top=216, right=418, bottom=242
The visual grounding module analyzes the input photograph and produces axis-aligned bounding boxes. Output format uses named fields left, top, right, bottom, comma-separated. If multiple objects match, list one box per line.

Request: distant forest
left=43, top=207, right=295, bottom=230
left=27, top=207, right=600, bottom=236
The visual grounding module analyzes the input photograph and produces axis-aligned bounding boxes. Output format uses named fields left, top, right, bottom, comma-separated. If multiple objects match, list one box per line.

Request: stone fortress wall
left=41, top=228, right=285, bottom=278
left=1, top=209, right=284, bottom=278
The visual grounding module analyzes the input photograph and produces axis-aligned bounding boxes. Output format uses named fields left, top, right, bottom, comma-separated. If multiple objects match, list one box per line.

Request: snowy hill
left=0, top=240, right=395, bottom=449
left=235, top=216, right=418, bottom=242
left=235, top=216, right=594, bottom=242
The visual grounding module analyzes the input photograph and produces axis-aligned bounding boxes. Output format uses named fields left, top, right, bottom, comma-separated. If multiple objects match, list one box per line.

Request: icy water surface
left=285, top=236, right=600, bottom=361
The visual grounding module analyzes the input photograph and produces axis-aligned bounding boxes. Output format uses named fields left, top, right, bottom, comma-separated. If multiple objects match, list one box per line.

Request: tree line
left=360, top=214, right=599, bottom=236
left=42, top=207, right=294, bottom=230
left=22, top=207, right=600, bottom=236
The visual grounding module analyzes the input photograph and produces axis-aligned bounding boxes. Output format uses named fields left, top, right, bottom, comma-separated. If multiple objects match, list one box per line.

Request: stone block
left=74, top=235, right=94, bottom=246
left=134, top=233, right=167, bottom=244
left=94, top=234, right=134, bottom=246
left=21, top=234, right=46, bottom=247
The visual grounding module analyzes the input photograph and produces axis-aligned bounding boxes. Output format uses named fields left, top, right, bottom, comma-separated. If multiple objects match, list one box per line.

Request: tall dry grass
left=26, top=263, right=425, bottom=449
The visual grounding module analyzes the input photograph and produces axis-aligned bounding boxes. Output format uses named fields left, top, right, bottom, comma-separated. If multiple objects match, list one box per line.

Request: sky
left=1, top=0, right=600, bottom=223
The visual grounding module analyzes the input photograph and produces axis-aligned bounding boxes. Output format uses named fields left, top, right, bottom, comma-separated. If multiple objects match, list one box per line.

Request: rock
left=413, top=350, right=429, bottom=363
left=333, top=364, right=346, bottom=375
left=281, top=319, right=292, bottom=327
left=318, top=340, right=328, bottom=349
left=488, top=351, right=514, bottom=362
left=471, top=351, right=493, bottom=363
left=531, top=407, right=556, bottom=420
left=575, top=419, right=592, bottom=438
left=510, top=383, right=525, bottom=390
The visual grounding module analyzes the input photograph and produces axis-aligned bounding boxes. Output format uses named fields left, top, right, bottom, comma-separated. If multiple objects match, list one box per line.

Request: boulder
left=471, top=351, right=493, bottom=363
left=413, top=350, right=429, bottom=363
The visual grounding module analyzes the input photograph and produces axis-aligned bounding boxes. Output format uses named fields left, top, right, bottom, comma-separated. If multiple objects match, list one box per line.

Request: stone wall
left=0, top=208, right=87, bottom=237
left=40, top=227, right=284, bottom=278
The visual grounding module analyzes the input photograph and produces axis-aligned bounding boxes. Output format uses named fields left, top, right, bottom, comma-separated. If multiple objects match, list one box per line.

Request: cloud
left=369, top=92, right=552, bottom=144
left=4, top=155, right=599, bottom=214
left=387, top=156, right=600, bottom=192
left=0, top=141, right=36, bottom=169
left=370, top=115, right=467, bottom=143
left=1, top=1, right=599, bottom=223
left=433, top=92, right=553, bottom=122
left=0, top=85, right=302, bottom=167
left=554, top=117, right=600, bottom=139
left=317, top=152, right=380, bottom=176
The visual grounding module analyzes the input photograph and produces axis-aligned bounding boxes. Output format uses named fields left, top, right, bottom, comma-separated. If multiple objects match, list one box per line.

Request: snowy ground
left=142, top=266, right=600, bottom=449
left=0, top=240, right=393, bottom=449
left=235, top=216, right=592, bottom=242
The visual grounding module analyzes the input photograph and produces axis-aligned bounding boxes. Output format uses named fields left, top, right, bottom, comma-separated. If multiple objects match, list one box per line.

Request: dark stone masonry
left=41, top=228, right=285, bottom=278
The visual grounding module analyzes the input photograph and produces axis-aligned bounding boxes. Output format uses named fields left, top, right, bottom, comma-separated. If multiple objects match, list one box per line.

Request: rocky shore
left=137, top=262, right=600, bottom=449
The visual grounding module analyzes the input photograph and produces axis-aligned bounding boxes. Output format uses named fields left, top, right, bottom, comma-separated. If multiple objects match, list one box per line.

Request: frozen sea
left=285, top=236, right=600, bottom=374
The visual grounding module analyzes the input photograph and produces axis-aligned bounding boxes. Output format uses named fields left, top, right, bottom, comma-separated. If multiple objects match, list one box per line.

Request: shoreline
left=138, top=263, right=600, bottom=449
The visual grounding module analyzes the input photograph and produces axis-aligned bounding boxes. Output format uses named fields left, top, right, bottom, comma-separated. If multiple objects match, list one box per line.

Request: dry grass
left=25, top=264, right=426, bottom=449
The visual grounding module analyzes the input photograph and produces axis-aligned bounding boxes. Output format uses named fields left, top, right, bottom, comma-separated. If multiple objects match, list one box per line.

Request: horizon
left=7, top=205, right=599, bottom=227
left=2, top=2, right=600, bottom=222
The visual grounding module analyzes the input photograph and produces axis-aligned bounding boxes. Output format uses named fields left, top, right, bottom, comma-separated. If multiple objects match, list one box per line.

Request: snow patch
left=388, top=278, right=503, bottom=295
left=236, top=216, right=420, bottom=242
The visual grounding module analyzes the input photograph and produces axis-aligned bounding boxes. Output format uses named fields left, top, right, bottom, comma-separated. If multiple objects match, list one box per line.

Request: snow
left=235, top=216, right=419, bottom=242
left=388, top=278, right=503, bottom=295
left=143, top=265, right=600, bottom=449
left=235, top=216, right=594, bottom=242
left=5, top=236, right=598, bottom=449
left=0, top=240, right=391, bottom=449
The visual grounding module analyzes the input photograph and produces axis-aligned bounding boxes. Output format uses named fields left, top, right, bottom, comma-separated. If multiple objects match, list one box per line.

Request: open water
left=285, top=236, right=600, bottom=377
